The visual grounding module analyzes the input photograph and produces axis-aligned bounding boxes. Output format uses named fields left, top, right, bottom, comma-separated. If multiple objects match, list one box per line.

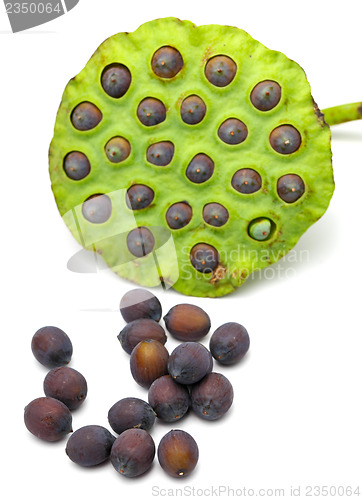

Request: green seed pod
left=49, top=17, right=336, bottom=297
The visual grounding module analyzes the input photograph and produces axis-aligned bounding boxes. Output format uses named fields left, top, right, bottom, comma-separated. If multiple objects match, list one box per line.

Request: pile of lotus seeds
left=24, top=288, right=250, bottom=478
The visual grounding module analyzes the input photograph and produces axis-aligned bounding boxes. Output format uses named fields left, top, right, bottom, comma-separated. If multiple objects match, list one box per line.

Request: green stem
left=322, top=102, right=362, bottom=126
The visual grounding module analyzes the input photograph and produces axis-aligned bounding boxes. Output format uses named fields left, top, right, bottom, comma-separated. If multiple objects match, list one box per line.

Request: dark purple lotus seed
left=186, top=154, right=214, bottom=183
left=110, top=428, right=155, bottom=477
left=82, top=194, right=112, bottom=223
left=126, top=185, right=154, bottom=210
left=270, top=125, right=301, bottom=154
left=147, top=141, right=174, bottom=166
left=148, top=375, right=190, bottom=422
left=71, top=102, right=102, bottom=131
left=277, top=174, right=305, bottom=203
left=168, top=342, right=213, bottom=385
left=250, top=80, right=281, bottom=111
left=63, top=152, right=90, bottom=180
left=158, top=430, right=199, bottom=478
left=210, top=322, right=250, bottom=365
left=66, top=425, right=116, bottom=466
left=205, top=55, right=237, bottom=87
left=108, top=397, right=156, bottom=435
left=181, top=95, right=206, bottom=125
left=127, top=227, right=155, bottom=257
left=137, top=98, right=166, bottom=126
left=190, top=243, right=219, bottom=273
left=231, top=168, right=262, bottom=194
left=166, top=202, right=192, bottom=229
left=151, top=46, right=183, bottom=78
left=118, top=318, right=166, bottom=354
left=105, top=137, right=131, bottom=163
left=203, top=203, right=229, bottom=227
left=43, top=366, right=87, bottom=410
left=190, top=372, right=233, bottom=421
left=218, top=118, right=248, bottom=145
left=24, top=397, right=72, bottom=442
left=31, top=326, right=73, bottom=368
left=120, top=289, right=162, bottom=323
left=101, top=64, right=131, bottom=98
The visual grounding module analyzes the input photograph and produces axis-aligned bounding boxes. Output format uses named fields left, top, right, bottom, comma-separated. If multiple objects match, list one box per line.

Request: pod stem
left=322, top=102, right=362, bottom=126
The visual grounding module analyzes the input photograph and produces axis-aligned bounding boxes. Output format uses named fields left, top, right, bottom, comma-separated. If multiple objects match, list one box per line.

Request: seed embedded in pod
left=151, top=46, right=183, bottom=78
left=105, top=137, right=131, bottom=163
left=82, top=194, right=112, bottom=224
left=269, top=125, right=301, bottom=154
left=127, top=227, right=155, bottom=257
left=218, top=118, right=248, bottom=145
left=180, top=95, right=206, bottom=125
left=231, top=168, right=262, bottom=194
left=205, top=55, right=237, bottom=87
left=186, top=154, right=214, bottom=183
left=63, top=152, right=91, bottom=180
left=250, top=80, right=281, bottom=111
left=126, top=184, right=154, bottom=210
left=248, top=218, right=275, bottom=241
left=277, top=174, right=305, bottom=203
left=147, top=141, right=174, bottom=166
left=137, top=97, right=166, bottom=126
left=71, top=102, right=102, bottom=131
left=190, top=243, right=219, bottom=273
left=101, top=64, right=131, bottom=98
left=203, top=203, right=229, bottom=227
left=166, top=202, right=192, bottom=229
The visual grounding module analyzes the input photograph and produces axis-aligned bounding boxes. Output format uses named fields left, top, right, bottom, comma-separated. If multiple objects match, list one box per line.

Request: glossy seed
left=218, top=118, right=248, bottom=145
left=137, top=98, right=166, bottom=126
left=71, top=102, right=102, bottom=131
left=147, top=141, right=174, bottom=166
left=190, top=243, right=219, bottom=273
left=250, top=80, right=281, bottom=111
left=63, top=152, right=91, bottom=180
left=203, top=203, right=229, bottom=227
left=166, top=202, right=192, bottom=229
left=105, top=137, right=131, bottom=163
left=31, top=326, right=73, bottom=368
left=248, top=218, right=275, bottom=241
left=151, top=46, right=183, bottom=78
left=126, top=184, right=154, bottom=210
left=270, top=125, right=301, bottom=154
left=101, top=64, right=131, bottom=98
left=163, top=304, right=211, bottom=342
left=277, top=174, right=305, bottom=203
left=168, top=342, right=213, bottom=385
left=180, top=95, right=206, bottom=125
left=231, top=168, right=262, bottom=194
left=127, top=227, right=155, bottom=257
left=210, top=322, right=250, bottom=365
left=205, top=55, right=237, bottom=87
left=118, top=318, right=166, bottom=354
left=82, top=194, right=112, bottom=223
left=130, top=339, right=169, bottom=388
left=158, top=430, right=199, bottom=478
left=186, top=154, right=214, bottom=183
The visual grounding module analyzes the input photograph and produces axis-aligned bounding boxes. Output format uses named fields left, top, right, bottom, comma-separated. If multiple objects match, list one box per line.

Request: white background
left=1, top=1, right=361, bottom=498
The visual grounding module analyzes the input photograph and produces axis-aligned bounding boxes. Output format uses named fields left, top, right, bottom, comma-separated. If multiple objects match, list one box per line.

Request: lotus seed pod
left=49, top=17, right=334, bottom=297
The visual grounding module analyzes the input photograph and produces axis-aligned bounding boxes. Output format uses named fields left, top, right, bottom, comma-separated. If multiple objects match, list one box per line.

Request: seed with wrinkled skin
left=203, top=203, right=229, bottom=227
left=277, top=174, right=305, bottom=203
left=126, top=184, right=154, bottom=210
left=190, top=372, right=233, bottom=421
left=158, top=429, right=199, bottom=478
left=210, top=322, right=250, bottom=365
left=190, top=243, right=219, bottom=273
left=248, top=217, right=275, bottom=241
left=126, top=227, right=155, bottom=257
left=66, top=425, right=116, bottom=466
left=82, top=194, right=112, bottom=223
left=63, top=152, right=90, bottom=180
left=250, top=80, right=281, bottom=111
left=101, top=64, right=131, bottom=98
left=186, top=153, right=214, bottom=183
left=105, top=137, right=131, bottom=163
left=130, top=339, right=169, bottom=388
left=111, top=428, right=155, bottom=478
left=166, top=202, right=192, bottom=229
left=24, top=397, right=72, bottom=441
left=205, top=55, right=237, bottom=87
left=108, top=397, right=156, bottom=434
left=148, top=375, right=190, bottom=422
left=118, top=318, right=166, bottom=354
left=231, top=168, right=262, bottom=194
left=270, top=125, right=301, bottom=154
left=137, top=98, right=166, bottom=126
left=181, top=95, right=206, bottom=125
left=147, top=141, right=174, bottom=166
left=218, top=118, right=248, bottom=145
left=151, top=46, right=183, bottom=78
left=71, top=102, right=102, bottom=131
left=163, top=304, right=211, bottom=342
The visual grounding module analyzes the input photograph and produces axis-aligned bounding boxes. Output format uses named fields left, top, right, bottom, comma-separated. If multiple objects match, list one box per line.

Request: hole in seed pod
left=63, top=152, right=91, bottom=180
left=186, top=154, right=214, bottom=183
left=71, top=102, right=102, bottom=131
left=248, top=218, right=276, bottom=241
left=270, top=125, right=301, bottom=154
left=127, top=227, right=155, bottom=257
left=190, top=243, right=219, bottom=274
left=218, top=118, right=248, bottom=145
left=151, top=46, right=183, bottom=78
left=137, top=98, right=166, bottom=126
left=101, top=64, right=131, bottom=98
left=250, top=80, right=281, bottom=111
left=231, top=169, right=262, bottom=194
left=147, top=141, right=174, bottom=166
left=166, top=202, right=192, bottom=229
left=203, top=203, right=229, bottom=227
left=205, top=55, right=237, bottom=87
left=126, top=185, right=155, bottom=210
left=105, top=137, right=131, bottom=163
left=82, top=194, right=112, bottom=224
left=180, top=95, right=206, bottom=125
left=277, top=174, right=305, bottom=203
